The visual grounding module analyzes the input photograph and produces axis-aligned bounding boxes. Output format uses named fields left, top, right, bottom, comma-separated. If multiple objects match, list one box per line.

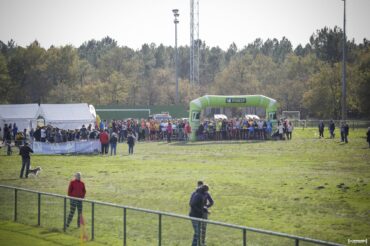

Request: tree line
left=0, top=26, right=369, bottom=119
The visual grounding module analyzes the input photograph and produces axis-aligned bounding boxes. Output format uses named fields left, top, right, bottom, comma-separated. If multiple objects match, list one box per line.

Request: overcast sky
left=0, top=0, right=369, bottom=50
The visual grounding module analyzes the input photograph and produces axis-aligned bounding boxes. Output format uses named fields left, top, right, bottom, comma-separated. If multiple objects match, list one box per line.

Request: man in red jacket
left=66, top=172, right=86, bottom=228
left=99, top=130, right=109, bottom=155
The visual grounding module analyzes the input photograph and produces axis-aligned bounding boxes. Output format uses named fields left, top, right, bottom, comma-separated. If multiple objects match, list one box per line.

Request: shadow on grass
left=169, top=140, right=279, bottom=146
left=0, top=223, right=75, bottom=246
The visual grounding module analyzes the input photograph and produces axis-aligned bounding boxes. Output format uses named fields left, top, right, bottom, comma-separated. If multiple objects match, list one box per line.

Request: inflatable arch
left=188, top=95, right=278, bottom=141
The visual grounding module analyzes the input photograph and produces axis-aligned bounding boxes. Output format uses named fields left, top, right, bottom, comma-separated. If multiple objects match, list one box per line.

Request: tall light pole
left=173, top=9, right=179, bottom=104
left=341, top=0, right=347, bottom=120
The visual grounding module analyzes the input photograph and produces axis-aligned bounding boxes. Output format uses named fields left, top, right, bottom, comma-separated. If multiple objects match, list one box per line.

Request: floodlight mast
left=190, top=0, right=199, bottom=85
left=172, top=9, right=179, bottom=104
left=341, top=0, right=347, bottom=120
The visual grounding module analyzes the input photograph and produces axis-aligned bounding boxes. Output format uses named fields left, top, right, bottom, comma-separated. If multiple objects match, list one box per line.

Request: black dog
left=28, top=166, right=42, bottom=176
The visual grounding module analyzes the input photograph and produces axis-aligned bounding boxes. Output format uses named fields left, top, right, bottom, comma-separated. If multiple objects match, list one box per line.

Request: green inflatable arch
left=188, top=95, right=278, bottom=141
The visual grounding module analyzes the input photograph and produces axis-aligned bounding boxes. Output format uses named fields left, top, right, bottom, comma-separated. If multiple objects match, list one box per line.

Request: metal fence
left=0, top=185, right=343, bottom=246
left=291, top=120, right=370, bottom=130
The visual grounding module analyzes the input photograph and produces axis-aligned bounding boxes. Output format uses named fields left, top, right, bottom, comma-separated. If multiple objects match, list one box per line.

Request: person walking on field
left=19, top=142, right=33, bottom=178
left=66, top=172, right=86, bottom=228
left=340, top=121, right=349, bottom=143
left=329, top=120, right=335, bottom=139
left=318, top=120, right=325, bottom=138
left=366, top=127, right=370, bottom=148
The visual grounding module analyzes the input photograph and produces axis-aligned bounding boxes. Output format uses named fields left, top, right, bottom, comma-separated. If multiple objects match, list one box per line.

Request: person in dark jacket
left=366, top=127, right=370, bottom=148
left=110, top=132, right=118, bottom=155
left=340, top=121, right=349, bottom=143
left=329, top=120, right=335, bottom=139
left=66, top=172, right=86, bottom=228
left=19, top=142, right=33, bottom=178
left=189, top=185, right=207, bottom=246
left=192, top=181, right=214, bottom=246
left=318, top=121, right=325, bottom=138
left=127, top=131, right=136, bottom=155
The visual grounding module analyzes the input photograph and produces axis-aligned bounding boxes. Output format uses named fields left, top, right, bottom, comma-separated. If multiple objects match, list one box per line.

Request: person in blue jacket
left=189, top=184, right=207, bottom=246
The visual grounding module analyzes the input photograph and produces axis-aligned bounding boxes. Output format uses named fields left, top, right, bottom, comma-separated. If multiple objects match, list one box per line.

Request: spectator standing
left=367, top=127, right=370, bottom=148
left=286, top=122, right=294, bottom=140
left=127, top=131, right=136, bottom=155
left=30, top=128, right=34, bottom=143
left=277, top=122, right=284, bottom=140
left=6, top=133, right=12, bottom=155
left=166, top=122, right=173, bottom=143
left=40, top=127, right=46, bottom=142
left=99, top=130, right=109, bottom=155
left=2, top=124, right=7, bottom=144
left=340, top=121, right=349, bottom=143
left=257, top=120, right=264, bottom=140
left=80, top=125, right=88, bottom=140
left=329, top=120, right=335, bottom=139
left=197, top=182, right=214, bottom=246
left=184, top=121, right=191, bottom=141
left=99, top=120, right=104, bottom=131
left=110, top=132, right=118, bottom=156
left=19, top=142, right=33, bottom=178
left=12, top=123, right=18, bottom=140
left=66, top=172, right=86, bottom=228
left=189, top=185, right=207, bottom=246
left=34, top=127, right=41, bottom=142
left=318, top=121, right=325, bottom=138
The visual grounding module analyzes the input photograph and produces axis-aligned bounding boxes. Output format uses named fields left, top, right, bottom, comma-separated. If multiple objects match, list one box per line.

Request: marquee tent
left=38, top=103, right=95, bottom=130
left=0, top=104, right=40, bottom=134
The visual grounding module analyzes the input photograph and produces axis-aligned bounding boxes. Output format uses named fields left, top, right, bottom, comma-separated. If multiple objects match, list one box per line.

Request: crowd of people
left=1, top=118, right=368, bottom=156
left=195, top=118, right=294, bottom=141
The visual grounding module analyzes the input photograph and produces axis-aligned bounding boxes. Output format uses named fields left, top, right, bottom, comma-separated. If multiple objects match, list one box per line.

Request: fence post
left=63, top=197, right=66, bottom=232
left=37, top=193, right=41, bottom=226
left=14, top=189, right=17, bottom=222
left=295, top=238, right=299, bottom=246
left=123, top=208, right=127, bottom=246
left=197, top=221, right=201, bottom=246
left=158, top=214, right=162, bottom=246
left=91, top=202, right=95, bottom=240
left=243, top=229, right=247, bottom=246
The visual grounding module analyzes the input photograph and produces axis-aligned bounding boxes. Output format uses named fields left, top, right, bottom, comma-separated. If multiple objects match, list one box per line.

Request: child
left=127, top=131, right=136, bottom=155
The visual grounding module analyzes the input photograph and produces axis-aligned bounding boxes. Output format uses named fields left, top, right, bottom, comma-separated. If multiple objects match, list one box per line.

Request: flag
left=80, top=214, right=89, bottom=245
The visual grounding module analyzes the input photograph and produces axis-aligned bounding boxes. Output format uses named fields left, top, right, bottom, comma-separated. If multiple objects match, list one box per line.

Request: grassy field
left=0, top=128, right=369, bottom=245
left=0, top=220, right=102, bottom=246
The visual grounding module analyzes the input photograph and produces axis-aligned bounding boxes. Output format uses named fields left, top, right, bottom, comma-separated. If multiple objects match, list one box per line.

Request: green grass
left=0, top=220, right=102, bottom=246
left=0, top=128, right=369, bottom=245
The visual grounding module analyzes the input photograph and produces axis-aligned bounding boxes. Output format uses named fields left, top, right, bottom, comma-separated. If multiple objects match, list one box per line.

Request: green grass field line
left=0, top=128, right=369, bottom=245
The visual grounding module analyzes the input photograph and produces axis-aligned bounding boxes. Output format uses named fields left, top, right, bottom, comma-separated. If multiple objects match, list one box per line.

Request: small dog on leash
left=28, top=166, right=42, bottom=177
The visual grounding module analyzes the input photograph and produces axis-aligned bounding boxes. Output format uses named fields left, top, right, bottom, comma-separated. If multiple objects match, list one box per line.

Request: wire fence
left=0, top=185, right=343, bottom=246
left=291, top=120, right=370, bottom=130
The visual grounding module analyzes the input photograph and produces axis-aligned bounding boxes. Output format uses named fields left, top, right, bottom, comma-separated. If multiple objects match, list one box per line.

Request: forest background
left=0, top=26, right=369, bottom=119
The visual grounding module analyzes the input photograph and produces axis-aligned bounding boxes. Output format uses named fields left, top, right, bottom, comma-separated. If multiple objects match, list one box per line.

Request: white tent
left=0, top=104, right=40, bottom=134
left=245, top=114, right=260, bottom=120
left=214, top=114, right=228, bottom=120
left=39, top=103, right=95, bottom=130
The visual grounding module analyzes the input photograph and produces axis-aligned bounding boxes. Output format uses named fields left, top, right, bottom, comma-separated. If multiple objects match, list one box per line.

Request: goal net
left=282, top=111, right=301, bottom=120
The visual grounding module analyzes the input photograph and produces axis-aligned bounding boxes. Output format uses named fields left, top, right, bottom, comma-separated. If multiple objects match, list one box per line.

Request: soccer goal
left=282, top=111, right=301, bottom=120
